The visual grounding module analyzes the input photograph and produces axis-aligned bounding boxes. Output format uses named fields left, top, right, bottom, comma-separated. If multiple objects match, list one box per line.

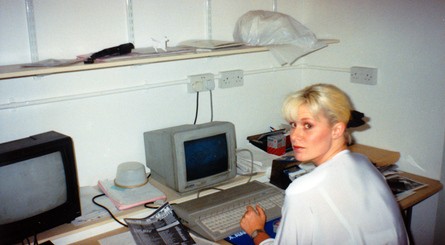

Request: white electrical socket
left=350, top=66, right=378, bottom=85
left=218, top=70, right=244, bottom=89
left=187, top=73, right=215, bottom=93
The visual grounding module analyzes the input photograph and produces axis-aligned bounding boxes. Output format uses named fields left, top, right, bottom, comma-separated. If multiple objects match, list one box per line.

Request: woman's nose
left=290, top=127, right=302, bottom=142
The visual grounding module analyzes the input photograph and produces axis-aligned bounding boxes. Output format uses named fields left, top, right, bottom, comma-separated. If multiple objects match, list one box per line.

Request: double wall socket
left=187, top=73, right=215, bottom=93
left=350, top=66, right=378, bottom=85
left=218, top=70, right=244, bottom=88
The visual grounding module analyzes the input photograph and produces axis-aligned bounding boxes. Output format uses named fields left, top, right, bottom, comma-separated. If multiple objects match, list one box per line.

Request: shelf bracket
left=126, top=0, right=135, bottom=44
left=206, top=0, right=212, bottom=40
left=25, top=0, right=39, bottom=62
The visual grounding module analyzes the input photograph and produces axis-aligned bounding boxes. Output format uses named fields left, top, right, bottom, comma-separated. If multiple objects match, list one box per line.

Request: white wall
left=1, top=0, right=444, bottom=244
left=0, top=0, right=303, bottom=186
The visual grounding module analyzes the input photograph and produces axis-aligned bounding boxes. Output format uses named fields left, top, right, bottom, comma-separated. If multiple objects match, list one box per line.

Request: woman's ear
left=332, top=122, right=346, bottom=139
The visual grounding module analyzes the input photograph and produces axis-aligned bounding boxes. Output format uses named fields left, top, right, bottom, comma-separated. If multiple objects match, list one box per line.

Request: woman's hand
left=240, top=204, right=267, bottom=236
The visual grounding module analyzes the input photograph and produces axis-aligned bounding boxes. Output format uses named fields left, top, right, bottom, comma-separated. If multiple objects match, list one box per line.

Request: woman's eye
left=304, top=123, right=312, bottom=129
left=289, top=122, right=296, bottom=128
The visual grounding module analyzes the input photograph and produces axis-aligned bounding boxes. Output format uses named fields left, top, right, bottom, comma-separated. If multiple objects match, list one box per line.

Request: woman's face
left=289, top=104, right=340, bottom=165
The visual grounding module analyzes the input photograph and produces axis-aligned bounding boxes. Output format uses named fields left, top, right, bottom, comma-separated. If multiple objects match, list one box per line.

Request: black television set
left=0, top=131, right=81, bottom=244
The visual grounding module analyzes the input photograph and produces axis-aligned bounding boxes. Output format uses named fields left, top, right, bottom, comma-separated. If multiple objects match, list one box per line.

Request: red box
left=267, top=134, right=286, bottom=156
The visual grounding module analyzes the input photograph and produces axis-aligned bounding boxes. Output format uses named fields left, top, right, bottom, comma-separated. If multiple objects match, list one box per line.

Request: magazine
left=385, top=173, right=428, bottom=201
left=124, top=203, right=196, bottom=245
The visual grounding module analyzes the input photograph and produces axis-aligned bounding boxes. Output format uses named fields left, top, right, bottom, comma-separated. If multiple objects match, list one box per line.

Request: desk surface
left=398, top=172, right=442, bottom=210
left=47, top=172, right=443, bottom=245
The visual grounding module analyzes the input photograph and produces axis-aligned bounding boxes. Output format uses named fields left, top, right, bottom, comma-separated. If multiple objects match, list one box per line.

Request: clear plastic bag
left=233, top=10, right=326, bottom=65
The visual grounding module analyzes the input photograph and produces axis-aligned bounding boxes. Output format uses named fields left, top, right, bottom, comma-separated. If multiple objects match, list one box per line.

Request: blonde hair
left=282, top=83, right=352, bottom=141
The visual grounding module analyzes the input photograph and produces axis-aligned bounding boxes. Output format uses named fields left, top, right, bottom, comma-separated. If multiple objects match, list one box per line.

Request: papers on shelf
left=178, top=39, right=245, bottom=50
left=22, top=59, right=83, bottom=67
left=98, top=179, right=166, bottom=210
left=133, top=46, right=194, bottom=55
left=19, top=41, right=245, bottom=67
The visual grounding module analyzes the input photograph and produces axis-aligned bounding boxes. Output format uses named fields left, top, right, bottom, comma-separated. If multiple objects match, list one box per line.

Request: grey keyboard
left=172, top=181, right=284, bottom=241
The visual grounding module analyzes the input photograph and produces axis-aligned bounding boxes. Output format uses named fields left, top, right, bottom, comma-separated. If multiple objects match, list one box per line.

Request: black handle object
left=84, top=43, right=135, bottom=64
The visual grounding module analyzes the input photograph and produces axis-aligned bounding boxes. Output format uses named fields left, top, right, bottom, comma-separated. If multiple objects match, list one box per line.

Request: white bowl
left=114, top=161, right=149, bottom=188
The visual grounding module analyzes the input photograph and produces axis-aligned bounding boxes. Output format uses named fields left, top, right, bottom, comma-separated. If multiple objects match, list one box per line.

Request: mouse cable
left=236, top=148, right=256, bottom=183
left=92, top=194, right=128, bottom=228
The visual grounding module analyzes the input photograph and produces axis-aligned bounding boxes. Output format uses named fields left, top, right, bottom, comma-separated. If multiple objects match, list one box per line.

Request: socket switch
left=350, top=66, right=378, bottom=85
left=218, top=70, right=244, bottom=89
left=188, top=73, right=215, bottom=93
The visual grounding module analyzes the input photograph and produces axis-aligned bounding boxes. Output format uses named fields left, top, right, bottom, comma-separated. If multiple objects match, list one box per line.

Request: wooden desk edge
left=398, top=172, right=443, bottom=210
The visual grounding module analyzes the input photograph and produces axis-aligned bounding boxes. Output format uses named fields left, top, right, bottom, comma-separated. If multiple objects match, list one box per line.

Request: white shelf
left=0, top=39, right=339, bottom=80
left=0, top=46, right=269, bottom=80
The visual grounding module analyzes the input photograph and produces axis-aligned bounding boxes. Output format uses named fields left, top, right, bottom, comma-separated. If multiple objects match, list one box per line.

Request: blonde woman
left=240, top=84, right=408, bottom=245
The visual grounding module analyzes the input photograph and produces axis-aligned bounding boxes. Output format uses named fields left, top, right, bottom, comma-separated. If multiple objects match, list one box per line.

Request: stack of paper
left=236, top=146, right=277, bottom=176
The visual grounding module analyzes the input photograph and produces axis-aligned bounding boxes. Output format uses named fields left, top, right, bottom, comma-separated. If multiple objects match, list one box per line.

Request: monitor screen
left=184, top=133, right=228, bottom=182
left=144, top=121, right=237, bottom=194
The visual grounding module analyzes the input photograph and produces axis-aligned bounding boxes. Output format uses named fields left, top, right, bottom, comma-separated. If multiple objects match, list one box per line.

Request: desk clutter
left=22, top=39, right=248, bottom=68
left=98, top=162, right=166, bottom=210
left=348, top=144, right=429, bottom=201
left=98, top=179, right=166, bottom=211
left=72, top=162, right=166, bottom=226
left=247, top=129, right=291, bottom=155
left=68, top=139, right=440, bottom=244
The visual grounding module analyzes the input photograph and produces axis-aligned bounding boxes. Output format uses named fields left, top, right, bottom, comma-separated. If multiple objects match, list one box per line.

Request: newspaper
left=124, top=203, right=196, bottom=245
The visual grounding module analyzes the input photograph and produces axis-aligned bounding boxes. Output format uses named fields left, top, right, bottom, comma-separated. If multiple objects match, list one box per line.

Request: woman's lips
left=293, top=145, right=304, bottom=152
